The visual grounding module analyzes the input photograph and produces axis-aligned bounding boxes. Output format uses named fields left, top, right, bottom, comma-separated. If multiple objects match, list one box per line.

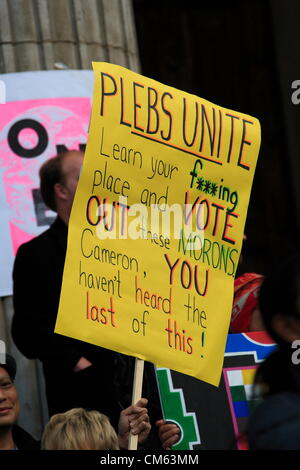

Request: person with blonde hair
left=42, top=398, right=151, bottom=450
left=42, top=408, right=119, bottom=450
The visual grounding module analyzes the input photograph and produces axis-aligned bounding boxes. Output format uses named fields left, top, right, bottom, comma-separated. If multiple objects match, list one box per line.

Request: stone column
left=0, top=0, right=140, bottom=73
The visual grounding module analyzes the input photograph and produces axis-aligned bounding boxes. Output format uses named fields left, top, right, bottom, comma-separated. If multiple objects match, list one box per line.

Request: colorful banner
left=156, top=332, right=276, bottom=450
left=56, top=62, right=261, bottom=385
left=0, top=71, right=93, bottom=295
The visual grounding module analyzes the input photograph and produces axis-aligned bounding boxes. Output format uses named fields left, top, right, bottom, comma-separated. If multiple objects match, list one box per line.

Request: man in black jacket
left=12, top=151, right=121, bottom=427
left=11, top=151, right=162, bottom=445
left=0, top=353, right=39, bottom=450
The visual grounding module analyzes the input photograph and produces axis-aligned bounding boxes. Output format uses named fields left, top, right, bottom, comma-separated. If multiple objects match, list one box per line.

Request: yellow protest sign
left=55, top=62, right=261, bottom=386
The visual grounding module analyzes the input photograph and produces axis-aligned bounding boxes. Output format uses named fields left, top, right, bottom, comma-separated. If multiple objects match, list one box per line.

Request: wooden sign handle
left=128, top=358, right=144, bottom=450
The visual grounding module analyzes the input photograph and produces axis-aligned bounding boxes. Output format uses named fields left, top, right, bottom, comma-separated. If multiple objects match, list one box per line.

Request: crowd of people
left=2, top=149, right=300, bottom=450
left=0, top=353, right=152, bottom=450
left=2, top=150, right=169, bottom=451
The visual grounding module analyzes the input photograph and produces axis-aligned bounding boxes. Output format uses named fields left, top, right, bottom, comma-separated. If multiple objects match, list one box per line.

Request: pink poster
left=0, top=96, right=91, bottom=295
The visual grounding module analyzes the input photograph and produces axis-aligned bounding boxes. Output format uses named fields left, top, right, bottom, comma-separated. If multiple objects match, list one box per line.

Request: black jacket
left=11, top=217, right=162, bottom=444
left=12, top=217, right=120, bottom=426
left=12, top=425, right=40, bottom=450
left=248, top=392, right=300, bottom=450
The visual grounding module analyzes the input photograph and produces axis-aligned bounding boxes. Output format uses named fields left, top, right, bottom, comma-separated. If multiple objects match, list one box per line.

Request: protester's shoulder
left=15, top=218, right=63, bottom=258
left=249, top=391, right=300, bottom=424
left=248, top=391, right=300, bottom=449
left=21, top=227, right=53, bottom=248
left=15, top=227, right=52, bottom=261
left=12, top=425, right=40, bottom=451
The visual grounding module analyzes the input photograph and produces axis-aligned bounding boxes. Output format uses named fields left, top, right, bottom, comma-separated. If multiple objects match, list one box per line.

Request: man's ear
left=272, top=313, right=300, bottom=343
left=54, top=182, right=68, bottom=201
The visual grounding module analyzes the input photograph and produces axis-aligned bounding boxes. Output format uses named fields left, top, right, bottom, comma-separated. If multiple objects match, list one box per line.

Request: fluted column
left=0, top=0, right=140, bottom=73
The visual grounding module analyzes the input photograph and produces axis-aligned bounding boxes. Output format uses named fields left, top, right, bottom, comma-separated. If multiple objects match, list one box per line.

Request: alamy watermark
left=0, top=80, right=6, bottom=104
left=88, top=195, right=205, bottom=250
left=291, top=340, right=300, bottom=364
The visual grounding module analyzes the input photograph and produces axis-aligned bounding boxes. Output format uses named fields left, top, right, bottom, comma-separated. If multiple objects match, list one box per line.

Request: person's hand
left=118, top=398, right=151, bottom=449
left=73, top=357, right=92, bottom=372
left=156, top=419, right=180, bottom=449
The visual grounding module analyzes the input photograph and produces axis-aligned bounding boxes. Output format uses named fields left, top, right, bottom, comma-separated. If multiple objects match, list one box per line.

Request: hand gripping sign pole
left=128, top=358, right=145, bottom=450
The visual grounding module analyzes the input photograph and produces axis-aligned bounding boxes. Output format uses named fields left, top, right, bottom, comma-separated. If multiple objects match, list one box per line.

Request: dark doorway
left=133, top=0, right=299, bottom=275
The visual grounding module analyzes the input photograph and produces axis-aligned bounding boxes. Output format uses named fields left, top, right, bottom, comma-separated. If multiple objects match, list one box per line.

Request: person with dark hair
left=12, top=150, right=121, bottom=426
left=0, top=353, right=39, bottom=450
left=247, top=253, right=300, bottom=450
left=11, top=150, right=162, bottom=448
